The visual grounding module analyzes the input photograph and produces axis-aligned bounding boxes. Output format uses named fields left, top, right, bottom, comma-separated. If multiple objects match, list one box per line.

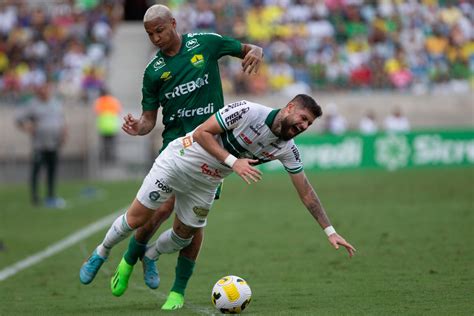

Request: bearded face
left=279, top=106, right=316, bottom=140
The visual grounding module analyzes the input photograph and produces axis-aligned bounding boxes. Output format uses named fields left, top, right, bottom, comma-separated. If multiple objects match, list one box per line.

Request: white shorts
left=136, top=148, right=219, bottom=228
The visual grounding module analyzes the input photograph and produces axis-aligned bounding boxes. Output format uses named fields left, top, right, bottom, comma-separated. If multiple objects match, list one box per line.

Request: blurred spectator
left=15, top=81, right=67, bottom=208
left=93, top=88, right=122, bottom=163
left=324, top=103, right=347, bottom=135
left=166, top=0, right=473, bottom=95
left=359, top=110, right=378, bottom=135
left=2, top=1, right=473, bottom=99
left=0, top=1, right=122, bottom=103
left=384, top=107, right=410, bottom=133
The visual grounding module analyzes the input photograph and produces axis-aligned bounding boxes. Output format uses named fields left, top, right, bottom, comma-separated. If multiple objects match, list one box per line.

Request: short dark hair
left=291, top=94, right=323, bottom=118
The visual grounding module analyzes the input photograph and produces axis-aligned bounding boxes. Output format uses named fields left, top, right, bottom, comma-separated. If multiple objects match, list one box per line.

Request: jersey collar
left=265, top=109, right=280, bottom=129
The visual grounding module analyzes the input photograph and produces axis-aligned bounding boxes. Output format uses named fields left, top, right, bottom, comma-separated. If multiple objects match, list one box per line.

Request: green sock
left=123, top=236, right=147, bottom=265
left=171, top=255, right=195, bottom=295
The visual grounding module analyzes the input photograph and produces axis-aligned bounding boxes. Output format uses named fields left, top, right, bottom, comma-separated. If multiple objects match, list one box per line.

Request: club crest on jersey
left=190, top=54, right=205, bottom=68
left=160, top=71, right=172, bottom=81
left=186, top=38, right=200, bottom=51
left=153, top=57, right=166, bottom=70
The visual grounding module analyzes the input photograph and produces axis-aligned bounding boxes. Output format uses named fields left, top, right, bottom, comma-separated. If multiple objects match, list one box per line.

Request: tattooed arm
left=289, top=171, right=356, bottom=257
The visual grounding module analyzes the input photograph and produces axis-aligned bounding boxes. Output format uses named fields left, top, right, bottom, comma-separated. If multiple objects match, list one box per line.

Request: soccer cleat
left=110, top=257, right=134, bottom=297
left=142, top=256, right=160, bottom=289
left=161, top=291, right=184, bottom=310
left=79, top=250, right=107, bottom=284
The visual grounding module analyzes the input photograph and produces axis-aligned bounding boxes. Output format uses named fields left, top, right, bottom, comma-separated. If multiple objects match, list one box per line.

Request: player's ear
left=286, top=102, right=296, bottom=113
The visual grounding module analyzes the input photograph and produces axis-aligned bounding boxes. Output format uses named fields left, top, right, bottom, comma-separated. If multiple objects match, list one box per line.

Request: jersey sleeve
left=141, top=65, right=160, bottom=111
left=277, top=142, right=304, bottom=174
left=216, top=35, right=242, bottom=58
left=214, top=100, right=251, bottom=131
left=200, top=33, right=242, bottom=59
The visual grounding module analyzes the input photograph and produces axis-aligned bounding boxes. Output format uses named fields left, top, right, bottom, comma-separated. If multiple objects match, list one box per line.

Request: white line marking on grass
left=0, top=210, right=123, bottom=282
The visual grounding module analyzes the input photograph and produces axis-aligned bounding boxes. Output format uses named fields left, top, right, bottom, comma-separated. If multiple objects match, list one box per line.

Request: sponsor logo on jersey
left=149, top=191, right=160, bottom=201
left=222, top=101, right=247, bottom=113
left=169, top=103, right=215, bottom=121
left=291, top=145, right=301, bottom=162
left=154, top=178, right=172, bottom=193
left=190, top=54, right=205, bottom=68
left=160, top=71, right=172, bottom=81
left=239, top=132, right=252, bottom=145
left=249, top=124, right=263, bottom=136
left=224, top=107, right=250, bottom=126
left=165, top=74, right=209, bottom=99
left=185, top=38, right=200, bottom=51
left=153, top=57, right=166, bottom=70
left=261, top=151, right=275, bottom=160
left=192, top=206, right=209, bottom=218
left=270, top=141, right=283, bottom=150
left=182, top=136, right=193, bottom=148
left=201, top=163, right=221, bottom=178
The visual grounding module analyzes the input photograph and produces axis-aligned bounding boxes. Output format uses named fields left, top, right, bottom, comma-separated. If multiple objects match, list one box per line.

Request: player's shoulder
left=183, top=32, right=226, bottom=47
left=184, top=32, right=224, bottom=40
left=144, top=52, right=165, bottom=73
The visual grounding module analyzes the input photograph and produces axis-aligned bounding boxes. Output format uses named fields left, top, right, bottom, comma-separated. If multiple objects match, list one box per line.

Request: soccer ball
left=211, top=275, right=252, bottom=314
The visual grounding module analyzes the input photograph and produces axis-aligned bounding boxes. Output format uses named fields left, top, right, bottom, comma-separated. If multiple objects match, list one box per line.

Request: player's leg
left=159, top=228, right=203, bottom=310
left=30, top=150, right=42, bottom=205
left=80, top=198, right=156, bottom=285
left=110, top=167, right=175, bottom=296
left=119, top=196, right=174, bottom=291
left=157, top=185, right=215, bottom=310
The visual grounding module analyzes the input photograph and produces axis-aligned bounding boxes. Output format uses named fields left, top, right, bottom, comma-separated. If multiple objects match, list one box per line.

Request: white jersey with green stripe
left=214, top=100, right=303, bottom=174
left=166, top=100, right=303, bottom=185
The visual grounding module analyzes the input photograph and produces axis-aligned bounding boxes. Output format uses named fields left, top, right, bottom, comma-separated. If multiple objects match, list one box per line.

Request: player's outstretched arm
left=193, top=116, right=262, bottom=184
left=289, top=171, right=356, bottom=257
left=241, top=43, right=264, bottom=75
left=122, top=110, right=157, bottom=136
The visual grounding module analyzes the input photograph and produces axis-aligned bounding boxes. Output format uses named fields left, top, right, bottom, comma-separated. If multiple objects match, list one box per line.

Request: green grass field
left=1, top=168, right=473, bottom=315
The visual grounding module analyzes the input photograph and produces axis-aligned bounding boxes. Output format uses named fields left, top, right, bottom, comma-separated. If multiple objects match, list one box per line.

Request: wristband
left=224, top=154, right=238, bottom=168
left=324, top=226, right=336, bottom=237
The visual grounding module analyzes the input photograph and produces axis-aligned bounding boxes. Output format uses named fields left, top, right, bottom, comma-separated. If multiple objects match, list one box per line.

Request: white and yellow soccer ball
left=211, top=275, right=252, bottom=314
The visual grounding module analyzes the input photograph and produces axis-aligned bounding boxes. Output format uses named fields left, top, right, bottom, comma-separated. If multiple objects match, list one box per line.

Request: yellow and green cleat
left=161, top=291, right=184, bottom=310
left=110, top=257, right=134, bottom=297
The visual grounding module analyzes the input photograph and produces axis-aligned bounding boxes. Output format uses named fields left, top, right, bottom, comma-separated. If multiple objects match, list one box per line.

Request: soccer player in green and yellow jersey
left=79, top=4, right=264, bottom=310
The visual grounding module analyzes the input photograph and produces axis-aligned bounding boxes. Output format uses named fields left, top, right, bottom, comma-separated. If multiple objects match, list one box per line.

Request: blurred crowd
left=0, top=0, right=123, bottom=103
left=1, top=0, right=473, bottom=103
left=169, top=0, right=473, bottom=95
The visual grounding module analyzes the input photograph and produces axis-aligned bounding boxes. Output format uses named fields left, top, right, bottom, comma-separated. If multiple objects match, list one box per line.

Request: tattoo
left=303, top=177, right=331, bottom=229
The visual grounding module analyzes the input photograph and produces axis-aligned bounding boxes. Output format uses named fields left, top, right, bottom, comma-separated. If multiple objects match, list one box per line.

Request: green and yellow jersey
left=141, top=32, right=242, bottom=150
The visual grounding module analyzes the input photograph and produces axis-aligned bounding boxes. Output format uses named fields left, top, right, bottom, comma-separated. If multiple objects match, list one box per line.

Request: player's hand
left=232, top=159, right=262, bottom=184
left=242, top=46, right=263, bottom=75
left=122, top=113, right=140, bottom=136
left=328, top=233, right=356, bottom=258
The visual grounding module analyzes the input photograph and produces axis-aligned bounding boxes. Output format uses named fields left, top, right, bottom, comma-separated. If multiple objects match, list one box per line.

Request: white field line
left=0, top=210, right=123, bottom=282
left=0, top=210, right=215, bottom=315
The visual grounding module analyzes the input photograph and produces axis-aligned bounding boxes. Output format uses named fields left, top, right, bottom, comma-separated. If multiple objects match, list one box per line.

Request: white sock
left=144, top=228, right=193, bottom=260
left=96, top=214, right=133, bottom=258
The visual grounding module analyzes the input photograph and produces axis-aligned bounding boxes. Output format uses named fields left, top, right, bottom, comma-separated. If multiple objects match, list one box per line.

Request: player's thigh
left=126, top=198, right=157, bottom=228
left=141, top=195, right=175, bottom=232
left=136, top=165, right=174, bottom=211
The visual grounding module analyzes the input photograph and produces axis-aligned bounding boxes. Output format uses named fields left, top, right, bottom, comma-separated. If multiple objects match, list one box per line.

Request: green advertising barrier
left=260, top=130, right=474, bottom=172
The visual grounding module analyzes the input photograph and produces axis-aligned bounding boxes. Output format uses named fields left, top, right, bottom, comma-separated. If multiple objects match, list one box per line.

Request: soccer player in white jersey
left=82, top=94, right=355, bottom=308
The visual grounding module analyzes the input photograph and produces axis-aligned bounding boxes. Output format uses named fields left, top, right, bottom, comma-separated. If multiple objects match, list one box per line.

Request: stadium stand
left=170, top=0, right=473, bottom=95
left=0, top=0, right=123, bottom=103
